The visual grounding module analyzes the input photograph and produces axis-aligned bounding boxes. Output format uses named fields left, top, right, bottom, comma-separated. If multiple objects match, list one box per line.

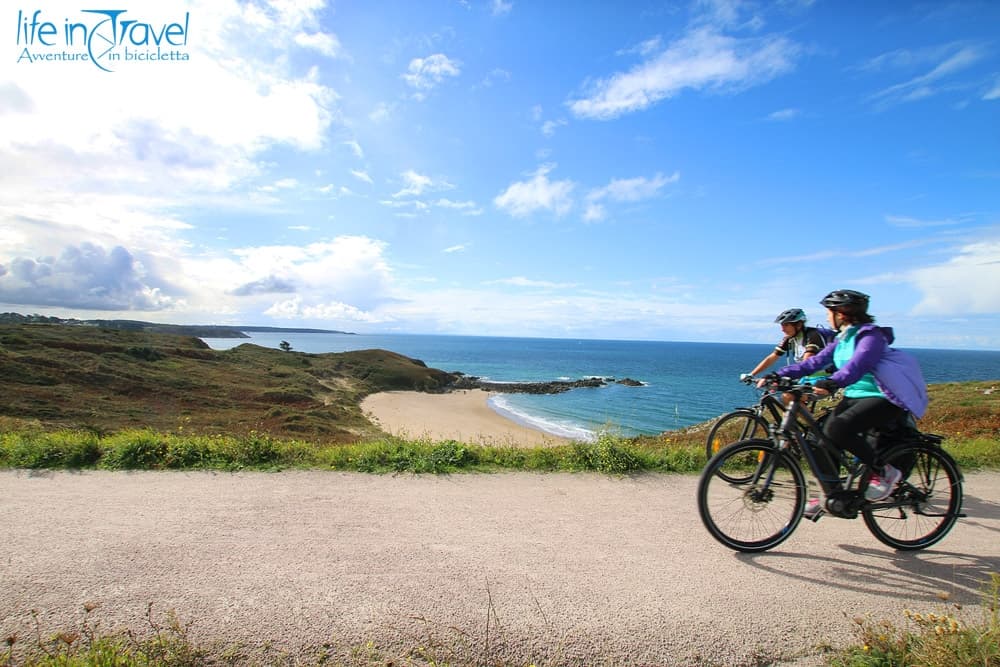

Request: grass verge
left=5, top=576, right=998, bottom=666
left=0, top=428, right=703, bottom=474
left=830, top=573, right=1000, bottom=667
left=1, top=426, right=997, bottom=475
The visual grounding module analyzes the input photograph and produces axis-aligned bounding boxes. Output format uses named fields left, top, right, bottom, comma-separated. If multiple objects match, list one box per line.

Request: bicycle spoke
left=863, top=444, right=962, bottom=550
left=698, top=440, right=804, bottom=552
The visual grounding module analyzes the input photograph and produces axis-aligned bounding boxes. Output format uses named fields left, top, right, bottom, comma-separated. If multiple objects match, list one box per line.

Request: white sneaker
left=865, top=464, right=902, bottom=501
left=803, top=497, right=823, bottom=520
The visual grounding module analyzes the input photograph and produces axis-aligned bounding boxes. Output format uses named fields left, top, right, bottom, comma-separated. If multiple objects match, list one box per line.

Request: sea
left=201, top=333, right=1000, bottom=442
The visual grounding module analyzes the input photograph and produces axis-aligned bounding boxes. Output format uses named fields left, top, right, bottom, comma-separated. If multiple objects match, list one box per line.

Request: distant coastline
left=0, top=312, right=355, bottom=339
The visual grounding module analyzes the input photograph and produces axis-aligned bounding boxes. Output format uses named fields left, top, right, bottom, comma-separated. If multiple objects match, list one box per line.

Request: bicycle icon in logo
left=83, top=9, right=126, bottom=72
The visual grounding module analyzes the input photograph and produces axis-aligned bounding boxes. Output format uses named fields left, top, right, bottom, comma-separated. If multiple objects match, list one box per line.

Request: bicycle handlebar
left=756, top=375, right=817, bottom=394
left=739, top=374, right=810, bottom=389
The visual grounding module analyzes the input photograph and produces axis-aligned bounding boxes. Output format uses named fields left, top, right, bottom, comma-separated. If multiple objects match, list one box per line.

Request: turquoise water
left=202, top=333, right=1000, bottom=441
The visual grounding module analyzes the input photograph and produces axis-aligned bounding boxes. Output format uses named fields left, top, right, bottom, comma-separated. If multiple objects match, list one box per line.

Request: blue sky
left=2, top=0, right=999, bottom=350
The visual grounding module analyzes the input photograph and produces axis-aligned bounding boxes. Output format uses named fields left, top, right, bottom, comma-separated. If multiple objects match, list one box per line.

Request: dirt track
left=2, top=470, right=999, bottom=666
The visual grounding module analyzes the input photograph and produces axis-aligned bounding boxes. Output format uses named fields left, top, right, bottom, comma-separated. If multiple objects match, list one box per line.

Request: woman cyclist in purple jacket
left=762, top=290, right=928, bottom=517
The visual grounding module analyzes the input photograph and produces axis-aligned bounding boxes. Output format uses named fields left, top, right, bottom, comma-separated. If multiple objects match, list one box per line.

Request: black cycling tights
left=824, top=396, right=905, bottom=469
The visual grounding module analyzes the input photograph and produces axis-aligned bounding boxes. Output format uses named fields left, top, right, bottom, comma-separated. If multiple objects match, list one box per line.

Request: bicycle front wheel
left=862, top=443, right=963, bottom=550
left=706, top=410, right=771, bottom=483
left=698, top=439, right=806, bottom=552
left=706, top=410, right=770, bottom=457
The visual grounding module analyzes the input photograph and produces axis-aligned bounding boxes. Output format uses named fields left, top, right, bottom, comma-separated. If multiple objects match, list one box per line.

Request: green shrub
left=126, top=346, right=164, bottom=361
left=568, top=434, right=642, bottom=473
left=0, top=430, right=101, bottom=468
left=259, top=389, right=313, bottom=404
left=352, top=439, right=416, bottom=473
left=100, top=430, right=169, bottom=469
left=427, top=441, right=477, bottom=470
left=222, top=431, right=282, bottom=467
left=164, top=437, right=214, bottom=469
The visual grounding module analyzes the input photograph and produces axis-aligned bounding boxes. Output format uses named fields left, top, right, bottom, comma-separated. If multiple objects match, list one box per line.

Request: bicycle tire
left=705, top=410, right=770, bottom=459
left=862, top=442, right=963, bottom=551
left=705, top=410, right=772, bottom=484
left=698, top=439, right=806, bottom=552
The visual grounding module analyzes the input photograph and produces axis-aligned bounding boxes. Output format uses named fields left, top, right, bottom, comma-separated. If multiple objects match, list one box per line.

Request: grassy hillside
left=0, top=324, right=453, bottom=443
left=1, top=323, right=997, bottom=474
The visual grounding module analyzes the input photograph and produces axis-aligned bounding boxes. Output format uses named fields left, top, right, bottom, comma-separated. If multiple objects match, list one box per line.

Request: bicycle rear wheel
left=862, top=443, right=963, bottom=550
left=698, top=439, right=806, bottom=552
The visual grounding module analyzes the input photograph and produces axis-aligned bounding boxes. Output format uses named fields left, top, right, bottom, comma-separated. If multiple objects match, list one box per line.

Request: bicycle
left=705, top=376, right=831, bottom=484
left=705, top=376, right=785, bottom=461
left=697, top=377, right=964, bottom=553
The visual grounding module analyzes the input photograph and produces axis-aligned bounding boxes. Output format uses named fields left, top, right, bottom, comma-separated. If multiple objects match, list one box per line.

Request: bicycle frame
left=744, top=383, right=825, bottom=434
left=771, top=388, right=864, bottom=498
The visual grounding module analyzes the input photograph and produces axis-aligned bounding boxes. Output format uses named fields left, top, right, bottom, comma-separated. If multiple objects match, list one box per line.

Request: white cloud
left=443, top=244, right=468, bottom=253
left=758, top=238, right=934, bottom=266
left=369, top=102, right=393, bottom=123
left=618, top=36, right=664, bottom=57
left=494, top=164, right=575, bottom=218
left=351, top=169, right=374, bottom=185
left=294, top=31, right=343, bottom=58
left=568, top=27, right=799, bottom=120
left=487, top=276, right=577, bottom=289
left=265, top=296, right=382, bottom=322
left=226, top=235, right=394, bottom=309
left=393, top=170, right=430, bottom=197
left=392, top=170, right=454, bottom=198
left=885, top=214, right=965, bottom=228
left=491, top=0, right=513, bottom=16
left=767, top=107, right=800, bottom=121
left=403, top=53, right=461, bottom=90
left=434, top=199, right=482, bottom=215
left=587, top=172, right=680, bottom=203
left=541, top=119, right=568, bottom=136
left=583, top=202, right=606, bottom=222
left=343, top=140, right=365, bottom=158
left=260, top=178, right=300, bottom=192
left=581, top=172, right=679, bottom=221
left=984, top=76, right=1000, bottom=100
left=380, top=199, right=430, bottom=213
left=0, top=242, right=176, bottom=310
left=908, top=238, right=1000, bottom=315
left=478, top=68, right=511, bottom=88
left=869, top=45, right=986, bottom=108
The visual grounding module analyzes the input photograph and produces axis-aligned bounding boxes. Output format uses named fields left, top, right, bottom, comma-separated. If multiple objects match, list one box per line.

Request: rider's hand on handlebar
left=739, top=373, right=754, bottom=384
left=755, top=373, right=779, bottom=389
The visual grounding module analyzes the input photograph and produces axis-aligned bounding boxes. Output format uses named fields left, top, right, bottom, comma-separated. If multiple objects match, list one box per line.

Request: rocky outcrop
left=447, top=374, right=644, bottom=395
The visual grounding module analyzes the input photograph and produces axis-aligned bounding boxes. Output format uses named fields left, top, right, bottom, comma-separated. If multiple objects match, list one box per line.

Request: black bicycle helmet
left=774, top=308, right=807, bottom=324
left=820, top=289, right=870, bottom=311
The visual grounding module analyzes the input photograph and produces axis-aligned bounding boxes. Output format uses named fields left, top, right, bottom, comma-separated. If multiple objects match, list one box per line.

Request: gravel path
left=3, top=470, right=999, bottom=666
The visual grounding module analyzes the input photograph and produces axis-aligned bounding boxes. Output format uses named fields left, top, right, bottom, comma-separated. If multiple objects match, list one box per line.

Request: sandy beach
left=361, top=388, right=571, bottom=447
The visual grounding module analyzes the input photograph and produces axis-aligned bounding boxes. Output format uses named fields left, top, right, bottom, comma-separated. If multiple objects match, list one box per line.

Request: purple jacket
left=781, top=324, right=929, bottom=418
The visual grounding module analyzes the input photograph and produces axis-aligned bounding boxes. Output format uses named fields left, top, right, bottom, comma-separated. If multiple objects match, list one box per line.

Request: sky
left=1, top=0, right=999, bottom=350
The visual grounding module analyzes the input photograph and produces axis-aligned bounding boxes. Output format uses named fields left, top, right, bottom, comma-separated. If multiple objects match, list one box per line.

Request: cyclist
left=744, top=308, right=827, bottom=379
left=762, top=290, right=928, bottom=516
